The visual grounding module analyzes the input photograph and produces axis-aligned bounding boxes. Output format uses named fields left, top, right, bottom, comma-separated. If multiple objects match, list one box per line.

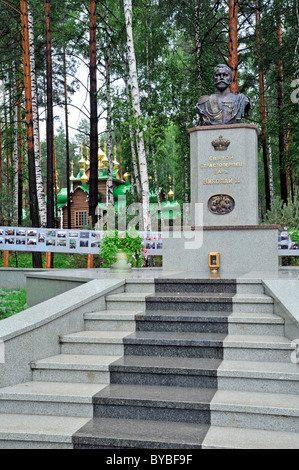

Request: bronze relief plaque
left=208, top=194, right=235, bottom=215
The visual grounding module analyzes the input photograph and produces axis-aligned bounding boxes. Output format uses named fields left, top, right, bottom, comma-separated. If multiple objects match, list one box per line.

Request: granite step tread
left=72, top=417, right=209, bottom=449
left=137, top=311, right=282, bottom=323
left=202, top=425, right=299, bottom=449
left=211, top=389, right=299, bottom=416
left=93, top=383, right=217, bottom=408
left=0, top=413, right=90, bottom=444
left=218, top=360, right=299, bottom=380
left=60, top=331, right=133, bottom=344
left=109, top=355, right=222, bottom=374
left=31, top=354, right=121, bottom=371
left=0, top=382, right=107, bottom=404
left=84, top=311, right=139, bottom=321
left=146, top=293, right=273, bottom=303
left=124, top=331, right=293, bottom=348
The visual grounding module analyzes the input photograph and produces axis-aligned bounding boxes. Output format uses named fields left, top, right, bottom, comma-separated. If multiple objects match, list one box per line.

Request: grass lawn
left=0, top=289, right=28, bottom=320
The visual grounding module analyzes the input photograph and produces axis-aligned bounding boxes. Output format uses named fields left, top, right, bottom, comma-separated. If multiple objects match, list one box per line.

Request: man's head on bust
left=214, top=64, right=232, bottom=93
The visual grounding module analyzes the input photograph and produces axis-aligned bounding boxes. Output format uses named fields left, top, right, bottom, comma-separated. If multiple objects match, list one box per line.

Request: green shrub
left=99, top=230, right=147, bottom=268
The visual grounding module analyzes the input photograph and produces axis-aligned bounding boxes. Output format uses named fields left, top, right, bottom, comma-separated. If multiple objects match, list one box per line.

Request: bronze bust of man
left=197, top=64, right=252, bottom=126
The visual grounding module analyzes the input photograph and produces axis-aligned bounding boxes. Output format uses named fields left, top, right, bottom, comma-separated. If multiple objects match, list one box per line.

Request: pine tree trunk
left=89, top=0, right=99, bottom=225
left=28, top=5, right=47, bottom=227
left=0, top=103, right=2, bottom=224
left=255, top=0, right=270, bottom=211
left=268, top=135, right=275, bottom=206
left=45, top=0, right=55, bottom=227
left=17, top=86, right=23, bottom=226
left=228, top=0, right=239, bottom=93
left=275, top=0, right=288, bottom=203
left=124, top=0, right=151, bottom=231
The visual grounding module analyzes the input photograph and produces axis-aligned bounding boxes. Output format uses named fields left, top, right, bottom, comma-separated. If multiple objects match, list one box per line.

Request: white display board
left=0, top=227, right=163, bottom=256
left=278, top=231, right=299, bottom=256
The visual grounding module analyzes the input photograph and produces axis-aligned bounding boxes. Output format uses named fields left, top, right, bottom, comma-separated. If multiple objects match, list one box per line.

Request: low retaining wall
left=263, top=279, right=299, bottom=341
left=0, top=268, right=47, bottom=290
left=0, top=279, right=125, bottom=388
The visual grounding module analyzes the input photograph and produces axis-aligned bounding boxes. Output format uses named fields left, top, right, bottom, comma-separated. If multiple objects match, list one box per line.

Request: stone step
left=154, top=278, right=237, bottom=294
left=31, top=354, right=121, bottom=384
left=106, top=293, right=149, bottom=312
left=0, top=382, right=106, bottom=417
left=202, top=426, right=299, bottom=449
left=72, top=416, right=209, bottom=449
left=0, top=414, right=90, bottom=449
left=60, top=330, right=132, bottom=356
left=124, top=279, right=155, bottom=294
left=146, top=293, right=274, bottom=314
left=84, top=310, right=137, bottom=332
left=122, top=331, right=294, bottom=362
left=109, top=356, right=222, bottom=388
left=92, top=383, right=216, bottom=424
left=217, top=360, right=299, bottom=394
left=211, top=389, right=299, bottom=433
left=154, top=278, right=265, bottom=295
left=136, top=311, right=284, bottom=336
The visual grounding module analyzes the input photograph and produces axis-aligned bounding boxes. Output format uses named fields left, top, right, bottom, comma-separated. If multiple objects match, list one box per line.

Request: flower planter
left=111, top=249, right=132, bottom=272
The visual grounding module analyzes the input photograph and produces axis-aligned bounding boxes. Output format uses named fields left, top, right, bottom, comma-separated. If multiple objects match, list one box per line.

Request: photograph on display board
left=80, top=240, right=89, bottom=248
left=16, top=229, right=26, bottom=237
left=38, top=233, right=46, bottom=243
left=46, top=239, right=56, bottom=247
left=57, top=240, right=67, bottom=247
left=69, top=232, right=79, bottom=238
left=80, top=232, right=90, bottom=239
left=16, top=239, right=26, bottom=245
left=57, top=232, right=67, bottom=238
left=69, top=239, right=77, bottom=249
left=91, top=240, right=101, bottom=248
left=5, top=238, right=14, bottom=245
left=5, top=229, right=14, bottom=236
left=47, top=231, right=56, bottom=238
left=27, top=239, right=37, bottom=246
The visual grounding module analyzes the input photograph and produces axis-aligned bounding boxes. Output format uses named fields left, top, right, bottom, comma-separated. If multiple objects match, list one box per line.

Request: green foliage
left=100, top=230, right=146, bottom=268
left=0, top=290, right=28, bottom=320
left=264, top=196, right=299, bottom=229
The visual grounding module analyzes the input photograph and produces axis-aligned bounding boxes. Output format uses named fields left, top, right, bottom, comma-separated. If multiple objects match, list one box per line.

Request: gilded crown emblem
left=212, top=136, right=231, bottom=151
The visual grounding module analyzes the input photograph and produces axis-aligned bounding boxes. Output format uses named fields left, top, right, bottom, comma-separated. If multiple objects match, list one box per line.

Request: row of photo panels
left=278, top=231, right=299, bottom=251
left=0, top=229, right=102, bottom=251
left=0, top=229, right=164, bottom=252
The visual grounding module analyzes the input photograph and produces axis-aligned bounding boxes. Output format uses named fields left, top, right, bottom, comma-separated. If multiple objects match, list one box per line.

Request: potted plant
left=99, top=229, right=147, bottom=270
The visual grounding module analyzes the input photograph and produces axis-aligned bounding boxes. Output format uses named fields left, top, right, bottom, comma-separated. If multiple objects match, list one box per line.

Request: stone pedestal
left=189, top=124, right=259, bottom=226
left=162, top=226, right=280, bottom=275
left=162, top=124, right=280, bottom=275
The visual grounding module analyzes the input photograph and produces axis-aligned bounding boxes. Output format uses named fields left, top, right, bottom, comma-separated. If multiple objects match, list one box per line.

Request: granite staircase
left=72, top=279, right=299, bottom=450
left=0, top=279, right=153, bottom=449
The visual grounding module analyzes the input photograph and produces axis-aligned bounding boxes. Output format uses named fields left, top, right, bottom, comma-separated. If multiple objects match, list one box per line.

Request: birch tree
left=123, top=0, right=151, bottom=231
left=28, top=6, right=47, bottom=226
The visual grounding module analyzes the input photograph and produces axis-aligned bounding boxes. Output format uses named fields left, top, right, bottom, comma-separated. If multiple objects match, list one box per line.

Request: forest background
left=0, top=0, right=298, bottom=264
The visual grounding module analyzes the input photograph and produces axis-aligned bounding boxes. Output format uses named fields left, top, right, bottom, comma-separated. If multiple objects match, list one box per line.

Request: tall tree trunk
left=63, top=47, right=71, bottom=229
left=194, top=2, right=203, bottom=89
left=123, top=61, right=141, bottom=201
left=28, top=5, right=47, bottom=227
left=45, top=0, right=55, bottom=227
left=20, top=0, right=42, bottom=268
left=255, top=0, right=270, bottom=211
left=0, top=106, right=2, bottom=224
left=89, top=0, right=99, bottom=225
left=228, top=0, right=239, bottom=94
left=17, top=85, right=23, bottom=226
left=275, top=0, right=288, bottom=203
left=13, top=89, right=19, bottom=224
left=268, top=135, right=275, bottom=206
left=124, top=0, right=151, bottom=231
left=104, top=12, right=114, bottom=206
